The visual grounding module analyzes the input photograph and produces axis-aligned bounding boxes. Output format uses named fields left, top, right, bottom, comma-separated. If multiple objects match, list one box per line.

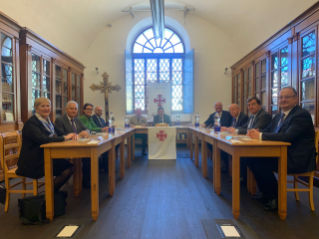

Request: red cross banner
left=148, top=127, right=176, bottom=160
left=148, top=83, right=172, bottom=121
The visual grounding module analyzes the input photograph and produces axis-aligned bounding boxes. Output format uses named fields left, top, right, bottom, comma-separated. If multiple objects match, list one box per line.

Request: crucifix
left=90, top=72, right=121, bottom=121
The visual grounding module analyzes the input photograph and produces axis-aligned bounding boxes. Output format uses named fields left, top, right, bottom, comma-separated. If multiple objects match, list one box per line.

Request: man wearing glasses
left=247, top=87, right=316, bottom=211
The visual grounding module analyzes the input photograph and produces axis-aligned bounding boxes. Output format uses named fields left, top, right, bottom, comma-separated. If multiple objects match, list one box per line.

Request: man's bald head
left=95, top=106, right=103, bottom=116
left=228, top=104, right=240, bottom=118
left=214, top=102, right=223, bottom=113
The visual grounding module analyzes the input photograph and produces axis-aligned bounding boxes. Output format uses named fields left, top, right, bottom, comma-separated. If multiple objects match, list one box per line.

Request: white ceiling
left=0, top=0, right=317, bottom=61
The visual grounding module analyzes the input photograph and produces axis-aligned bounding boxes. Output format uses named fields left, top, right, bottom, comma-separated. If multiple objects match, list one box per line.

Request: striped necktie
left=275, top=113, right=285, bottom=133
left=247, top=116, right=254, bottom=129
left=232, top=118, right=237, bottom=127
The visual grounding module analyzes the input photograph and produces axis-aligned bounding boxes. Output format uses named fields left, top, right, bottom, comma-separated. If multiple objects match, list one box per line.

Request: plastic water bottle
left=108, top=113, right=112, bottom=133
left=111, top=112, right=115, bottom=134
left=176, top=115, right=180, bottom=126
left=125, top=116, right=129, bottom=128
left=214, top=113, right=221, bottom=132
left=195, top=113, right=199, bottom=128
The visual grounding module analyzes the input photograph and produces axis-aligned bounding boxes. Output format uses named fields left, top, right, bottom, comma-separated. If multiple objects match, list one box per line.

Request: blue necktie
left=247, top=116, right=254, bottom=129
left=275, top=113, right=285, bottom=133
left=232, top=118, right=237, bottom=127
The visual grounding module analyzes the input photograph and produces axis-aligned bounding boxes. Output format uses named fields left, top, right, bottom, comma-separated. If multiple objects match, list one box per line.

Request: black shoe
left=251, top=192, right=269, bottom=202
left=82, top=181, right=91, bottom=189
left=264, top=198, right=278, bottom=211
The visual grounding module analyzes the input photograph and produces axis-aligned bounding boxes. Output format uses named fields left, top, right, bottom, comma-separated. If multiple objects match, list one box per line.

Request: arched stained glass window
left=131, top=27, right=185, bottom=112
left=133, top=28, right=184, bottom=54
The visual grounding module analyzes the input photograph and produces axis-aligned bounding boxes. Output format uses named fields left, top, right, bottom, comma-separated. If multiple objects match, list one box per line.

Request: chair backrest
left=315, top=129, right=319, bottom=164
left=155, top=123, right=169, bottom=127
left=0, top=131, right=21, bottom=172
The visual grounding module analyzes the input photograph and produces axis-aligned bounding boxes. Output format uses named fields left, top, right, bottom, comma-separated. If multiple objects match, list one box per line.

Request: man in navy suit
left=92, top=106, right=108, bottom=128
left=221, top=104, right=248, bottom=132
left=202, top=102, right=232, bottom=128
left=248, top=87, right=316, bottom=211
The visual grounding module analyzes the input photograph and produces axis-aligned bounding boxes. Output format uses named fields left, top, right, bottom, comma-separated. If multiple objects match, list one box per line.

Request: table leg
left=213, top=141, right=221, bottom=195
left=278, top=146, right=287, bottom=220
left=190, top=132, right=193, bottom=160
left=120, top=141, right=125, bottom=179
left=108, top=141, right=116, bottom=196
left=232, top=150, right=240, bottom=219
left=132, top=133, right=135, bottom=160
left=186, top=130, right=190, bottom=149
left=44, top=148, right=54, bottom=221
left=91, top=148, right=99, bottom=221
left=73, top=158, right=82, bottom=197
left=201, top=135, right=207, bottom=178
left=194, top=135, right=199, bottom=167
left=127, top=135, right=131, bottom=168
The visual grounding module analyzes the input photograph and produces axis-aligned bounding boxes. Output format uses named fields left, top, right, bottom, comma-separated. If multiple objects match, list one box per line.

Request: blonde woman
left=16, top=98, right=76, bottom=192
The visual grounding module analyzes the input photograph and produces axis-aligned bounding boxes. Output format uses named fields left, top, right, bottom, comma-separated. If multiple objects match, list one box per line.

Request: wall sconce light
left=95, top=67, right=99, bottom=74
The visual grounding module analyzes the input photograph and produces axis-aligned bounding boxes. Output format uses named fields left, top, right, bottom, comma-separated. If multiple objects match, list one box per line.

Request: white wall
left=82, top=11, right=240, bottom=126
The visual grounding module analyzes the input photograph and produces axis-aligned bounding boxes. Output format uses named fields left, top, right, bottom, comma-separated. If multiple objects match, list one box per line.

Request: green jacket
left=79, top=114, right=102, bottom=132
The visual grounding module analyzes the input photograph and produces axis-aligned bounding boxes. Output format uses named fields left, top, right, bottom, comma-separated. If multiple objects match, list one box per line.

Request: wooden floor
left=1, top=146, right=319, bottom=239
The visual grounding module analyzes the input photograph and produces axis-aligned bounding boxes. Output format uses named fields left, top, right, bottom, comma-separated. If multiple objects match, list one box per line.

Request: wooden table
left=41, top=129, right=134, bottom=221
left=189, top=127, right=290, bottom=220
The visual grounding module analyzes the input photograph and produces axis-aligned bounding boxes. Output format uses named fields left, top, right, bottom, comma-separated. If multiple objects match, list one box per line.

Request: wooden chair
left=155, top=123, right=169, bottom=127
left=0, top=131, right=44, bottom=212
left=286, top=130, right=319, bottom=211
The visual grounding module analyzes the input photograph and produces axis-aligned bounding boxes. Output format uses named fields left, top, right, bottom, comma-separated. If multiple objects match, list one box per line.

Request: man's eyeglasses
left=85, top=108, right=93, bottom=111
left=279, top=95, right=296, bottom=100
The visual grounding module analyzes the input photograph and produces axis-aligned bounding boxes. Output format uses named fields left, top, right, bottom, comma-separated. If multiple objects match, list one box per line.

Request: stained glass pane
left=164, top=48, right=174, bottom=53
left=280, top=47, right=288, bottom=67
left=172, top=85, right=183, bottom=111
left=174, top=43, right=184, bottom=53
left=271, top=88, right=278, bottom=104
left=145, top=42, right=154, bottom=50
left=134, top=85, right=145, bottom=111
left=147, top=59, right=157, bottom=82
left=159, top=59, right=170, bottom=83
left=43, top=59, right=50, bottom=76
left=32, top=72, right=40, bottom=89
left=136, top=34, right=147, bottom=45
left=144, top=29, right=154, bottom=39
left=133, top=44, right=143, bottom=53
left=301, top=80, right=315, bottom=101
left=272, top=52, right=278, bottom=70
left=272, top=71, right=278, bottom=87
left=134, top=59, right=145, bottom=85
left=1, top=34, right=12, bottom=64
left=153, top=48, right=163, bottom=53
left=302, top=57, right=315, bottom=79
left=280, top=66, right=288, bottom=87
left=2, top=93, right=14, bottom=121
left=32, top=54, right=40, bottom=73
left=43, top=76, right=50, bottom=92
left=2, top=63, right=13, bottom=92
left=56, top=65, right=61, bottom=79
left=302, top=103, right=315, bottom=123
left=302, top=32, right=315, bottom=58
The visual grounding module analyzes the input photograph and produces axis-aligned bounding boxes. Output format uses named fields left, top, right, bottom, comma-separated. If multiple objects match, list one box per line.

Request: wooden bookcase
left=19, top=27, right=85, bottom=123
left=230, top=2, right=319, bottom=184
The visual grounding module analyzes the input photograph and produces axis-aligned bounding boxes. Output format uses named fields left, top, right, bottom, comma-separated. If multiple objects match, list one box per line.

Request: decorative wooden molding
left=265, top=51, right=271, bottom=57
left=27, top=45, right=32, bottom=52
left=250, top=61, right=255, bottom=66
left=293, top=33, right=300, bottom=42
left=287, top=37, right=294, bottom=45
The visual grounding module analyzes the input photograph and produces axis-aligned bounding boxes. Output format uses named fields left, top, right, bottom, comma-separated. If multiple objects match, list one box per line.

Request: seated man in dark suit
left=55, top=101, right=91, bottom=188
left=202, top=102, right=232, bottom=128
left=92, top=106, right=108, bottom=128
left=229, top=97, right=272, bottom=134
left=202, top=102, right=232, bottom=171
left=153, top=107, right=172, bottom=126
left=247, top=87, right=316, bottom=211
left=221, top=104, right=248, bottom=131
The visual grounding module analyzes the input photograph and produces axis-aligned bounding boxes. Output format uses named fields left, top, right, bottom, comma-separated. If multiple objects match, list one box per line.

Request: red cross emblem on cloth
left=156, top=130, right=167, bottom=141
left=154, top=95, right=166, bottom=107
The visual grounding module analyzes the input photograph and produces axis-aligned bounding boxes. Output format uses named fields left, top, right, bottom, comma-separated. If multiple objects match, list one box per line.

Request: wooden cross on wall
left=90, top=72, right=121, bottom=121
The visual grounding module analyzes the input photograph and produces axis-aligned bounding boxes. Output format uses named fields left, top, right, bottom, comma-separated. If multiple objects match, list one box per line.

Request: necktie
left=232, top=118, right=237, bottom=127
left=71, top=119, right=77, bottom=133
left=137, top=117, right=140, bottom=123
left=247, top=116, right=254, bottom=129
left=275, top=113, right=285, bottom=133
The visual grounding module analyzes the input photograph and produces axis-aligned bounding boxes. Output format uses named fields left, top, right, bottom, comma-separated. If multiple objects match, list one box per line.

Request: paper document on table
left=87, top=140, right=99, bottom=144
left=230, top=139, right=244, bottom=144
